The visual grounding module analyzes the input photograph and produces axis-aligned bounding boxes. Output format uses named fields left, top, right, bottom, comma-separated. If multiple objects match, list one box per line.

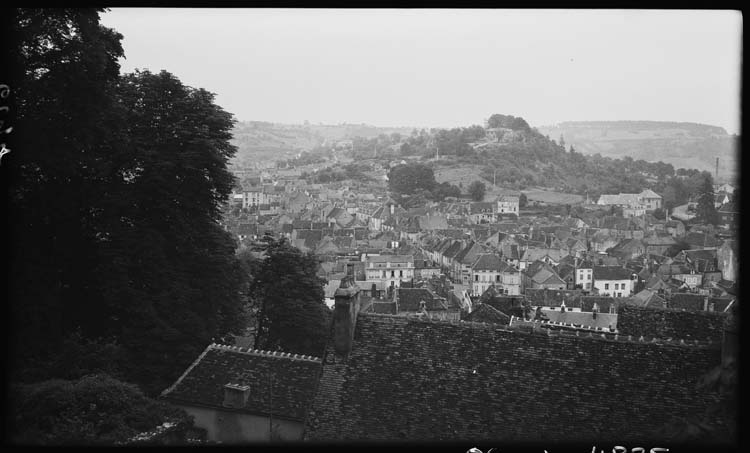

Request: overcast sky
left=101, top=9, right=742, bottom=134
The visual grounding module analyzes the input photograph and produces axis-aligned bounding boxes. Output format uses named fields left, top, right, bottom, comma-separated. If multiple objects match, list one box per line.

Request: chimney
left=333, top=276, right=361, bottom=357
left=223, top=383, right=251, bottom=409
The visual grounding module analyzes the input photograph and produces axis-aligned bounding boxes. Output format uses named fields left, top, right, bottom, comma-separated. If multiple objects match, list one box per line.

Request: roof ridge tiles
left=507, top=320, right=716, bottom=348
left=207, top=343, right=322, bottom=363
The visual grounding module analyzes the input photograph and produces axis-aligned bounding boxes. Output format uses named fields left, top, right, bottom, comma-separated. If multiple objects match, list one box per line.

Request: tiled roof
left=683, top=232, right=721, bottom=248
left=471, top=254, right=506, bottom=272
left=593, top=266, right=633, bottom=281
left=579, top=296, right=618, bottom=312
left=161, top=344, right=321, bottom=421
left=304, top=313, right=719, bottom=441
left=463, top=303, right=511, bottom=324
left=669, top=293, right=706, bottom=312
left=525, top=289, right=583, bottom=307
left=397, top=287, right=449, bottom=312
left=540, top=309, right=618, bottom=330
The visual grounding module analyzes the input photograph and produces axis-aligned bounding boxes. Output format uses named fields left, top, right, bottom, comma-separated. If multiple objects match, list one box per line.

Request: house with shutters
left=470, top=253, right=521, bottom=296
left=496, top=195, right=520, bottom=215
left=364, top=255, right=414, bottom=289
left=160, top=344, right=322, bottom=443
left=452, top=240, right=487, bottom=285
left=593, top=266, right=634, bottom=297
left=468, top=202, right=497, bottom=224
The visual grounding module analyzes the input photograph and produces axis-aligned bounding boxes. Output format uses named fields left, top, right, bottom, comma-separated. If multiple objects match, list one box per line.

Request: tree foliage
left=469, top=180, right=486, bottom=201
left=388, top=163, right=437, bottom=195
left=486, top=113, right=531, bottom=131
left=249, top=237, right=331, bottom=357
left=8, top=9, right=250, bottom=396
left=9, top=374, right=195, bottom=445
left=696, top=173, right=719, bottom=225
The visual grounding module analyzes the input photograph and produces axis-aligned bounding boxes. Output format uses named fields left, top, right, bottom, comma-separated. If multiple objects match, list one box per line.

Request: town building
left=593, top=266, right=634, bottom=297
left=364, top=255, right=414, bottom=288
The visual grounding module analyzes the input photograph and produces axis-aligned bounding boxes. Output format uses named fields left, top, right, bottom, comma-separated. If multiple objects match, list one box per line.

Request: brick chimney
left=333, top=275, right=361, bottom=357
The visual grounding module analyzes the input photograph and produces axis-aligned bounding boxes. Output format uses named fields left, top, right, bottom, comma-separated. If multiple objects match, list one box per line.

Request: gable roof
left=462, top=303, right=512, bottom=324
left=161, top=344, right=322, bottom=421
left=471, top=254, right=507, bottom=272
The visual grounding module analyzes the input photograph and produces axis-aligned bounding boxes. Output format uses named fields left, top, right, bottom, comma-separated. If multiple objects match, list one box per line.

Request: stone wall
left=617, top=305, right=726, bottom=342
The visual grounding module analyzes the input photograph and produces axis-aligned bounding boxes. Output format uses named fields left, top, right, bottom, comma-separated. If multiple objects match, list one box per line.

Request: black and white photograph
left=2, top=7, right=741, bottom=447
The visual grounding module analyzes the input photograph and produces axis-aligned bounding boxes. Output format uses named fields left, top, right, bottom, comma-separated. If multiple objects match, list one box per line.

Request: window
left=588, top=274, right=591, bottom=281
left=391, top=271, right=395, bottom=277
left=496, top=275, right=500, bottom=282
left=399, top=270, right=403, bottom=277
left=604, top=283, right=609, bottom=290
left=475, top=275, right=479, bottom=282
left=614, top=283, right=619, bottom=290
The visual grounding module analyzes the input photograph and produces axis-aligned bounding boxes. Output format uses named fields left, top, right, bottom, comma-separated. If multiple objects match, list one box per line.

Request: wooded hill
left=230, top=121, right=412, bottom=169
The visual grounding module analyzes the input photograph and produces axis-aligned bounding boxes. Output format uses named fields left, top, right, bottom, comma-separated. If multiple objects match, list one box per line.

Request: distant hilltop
left=537, top=120, right=738, bottom=183
left=540, top=120, right=730, bottom=137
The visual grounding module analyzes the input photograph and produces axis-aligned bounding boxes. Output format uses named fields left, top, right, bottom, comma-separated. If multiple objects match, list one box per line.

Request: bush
left=9, top=374, right=193, bottom=445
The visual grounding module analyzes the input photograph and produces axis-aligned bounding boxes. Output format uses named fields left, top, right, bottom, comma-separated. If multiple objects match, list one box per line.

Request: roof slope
left=462, top=303, right=511, bottom=324
left=304, top=314, right=719, bottom=441
left=161, top=344, right=322, bottom=421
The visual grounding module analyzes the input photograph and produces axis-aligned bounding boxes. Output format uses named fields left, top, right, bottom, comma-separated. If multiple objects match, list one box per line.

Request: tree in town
left=696, top=174, right=719, bottom=225
left=432, top=181, right=462, bottom=201
left=387, top=163, right=436, bottom=196
left=250, top=237, right=331, bottom=357
left=469, top=180, right=486, bottom=201
left=519, top=193, right=528, bottom=208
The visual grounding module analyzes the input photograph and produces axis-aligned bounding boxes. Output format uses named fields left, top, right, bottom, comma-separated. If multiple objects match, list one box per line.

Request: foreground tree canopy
left=8, top=9, right=249, bottom=396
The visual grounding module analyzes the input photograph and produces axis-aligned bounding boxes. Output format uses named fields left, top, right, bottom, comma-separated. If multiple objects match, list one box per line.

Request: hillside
left=229, top=121, right=413, bottom=170
left=537, top=121, right=738, bottom=183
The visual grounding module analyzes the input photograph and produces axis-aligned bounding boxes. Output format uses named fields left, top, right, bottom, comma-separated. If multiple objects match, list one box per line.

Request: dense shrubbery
left=10, top=374, right=196, bottom=445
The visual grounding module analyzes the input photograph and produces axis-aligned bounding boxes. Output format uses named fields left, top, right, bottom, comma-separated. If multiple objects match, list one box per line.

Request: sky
left=101, top=9, right=742, bottom=134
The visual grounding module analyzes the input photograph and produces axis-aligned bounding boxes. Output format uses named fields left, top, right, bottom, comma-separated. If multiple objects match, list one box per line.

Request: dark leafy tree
left=432, top=181, right=461, bottom=201
left=8, top=10, right=249, bottom=396
left=251, top=238, right=331, bottom=357
left=9, top=374, right=198, bottom=445
left=519, top=193, right=528, bottom=208
left=469, top=180, right=486, bottom=201
left=696, top=174, right=719, bottom=225
left=388, top=163, right=436, bottom=195
left=8, top=7, right=126, bottom=368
